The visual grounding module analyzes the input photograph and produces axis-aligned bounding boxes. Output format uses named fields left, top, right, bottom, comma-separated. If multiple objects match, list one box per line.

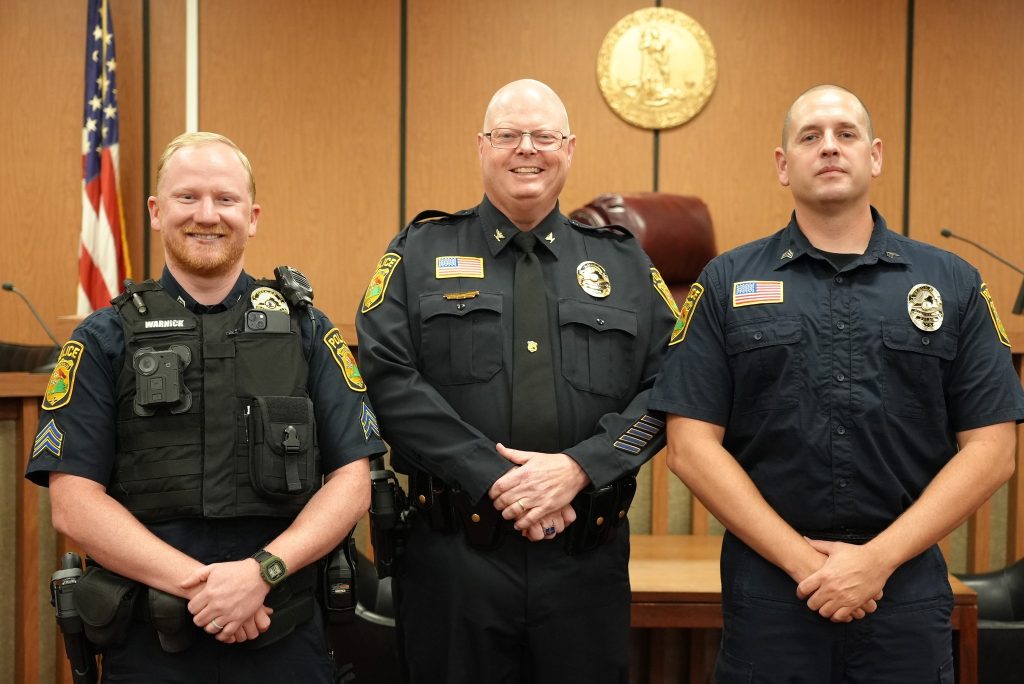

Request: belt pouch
left=148, top=588, right=196, bottom=653
left=565, top=475, right=637, bottom=555
left=249, top=396, right=319, bottom=499
left=412, top=472, right=456, bottom=532
left=74, top=567, right=140, bottom=648
left=247, top=568, right=315, bottom=649
left=452, top=491, right=504, bottom=551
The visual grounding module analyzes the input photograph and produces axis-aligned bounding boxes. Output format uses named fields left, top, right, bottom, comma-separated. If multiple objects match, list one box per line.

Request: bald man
left=650, top=85, right=1024, bottom=681
left=357, top=79, right=676, bottom=682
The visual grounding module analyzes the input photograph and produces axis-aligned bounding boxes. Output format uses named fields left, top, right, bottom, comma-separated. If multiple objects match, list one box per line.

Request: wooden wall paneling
left=146, top=0, right=188, bottom=279
left=405, top=0, right=655, bottom=224
left=0, top=1, right=87, bottom=345
left=199, top=0, right=401, bottom=326
left=910, top=0, right=1024, bottom=341
left=659, top=0, right=908, bottom=254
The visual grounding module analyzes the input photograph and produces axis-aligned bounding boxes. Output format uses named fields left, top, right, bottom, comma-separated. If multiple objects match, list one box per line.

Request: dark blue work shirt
left=650, top=209, right=1024, bottom=533
left=25, top=268, right=385, bottom=562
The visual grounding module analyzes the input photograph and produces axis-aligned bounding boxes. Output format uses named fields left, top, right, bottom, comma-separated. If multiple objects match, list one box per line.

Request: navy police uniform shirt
left=356, top=196, right=678, bottom=501
left=650, top=208, right=1024, bottom=534
left=25, top=268, right=385, bottom=561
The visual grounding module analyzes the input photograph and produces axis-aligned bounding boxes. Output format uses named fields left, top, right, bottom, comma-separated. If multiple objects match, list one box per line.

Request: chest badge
left=577, top=261, right=611, bottom=298
left=251, top=287, right=290, bottom=314
left=907, top=283, right=943, bottom=331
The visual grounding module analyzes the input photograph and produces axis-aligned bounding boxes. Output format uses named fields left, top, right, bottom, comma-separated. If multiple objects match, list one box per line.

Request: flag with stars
left=79, top=0, right=131, bottom=316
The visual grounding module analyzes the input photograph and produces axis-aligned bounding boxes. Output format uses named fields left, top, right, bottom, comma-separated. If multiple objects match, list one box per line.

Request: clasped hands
left=181, top=559, right=273, bottom=643
left=796, top=538, right=891, bottom=623
left=488, top=443, right=588, bottom=542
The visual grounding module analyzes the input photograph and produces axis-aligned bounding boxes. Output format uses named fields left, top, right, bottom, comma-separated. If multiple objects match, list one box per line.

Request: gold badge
left=361, top=252, right=402, bottom=314
left=527, top=341, right=539, bottom=353
left=907, top=283, right=943, bottom=332
left=43, top=341, right=85, bottom=411
left=651, top=267, right=679, bottom=315
left=250, top=287, right=290, bottom=314
left=980, top=283, right=1012, bottom=347
left=577, top=261, right=611, bottom=298
left=670, top=283, right=704, bottom=346
left=597, top=7, right=718, bottom=130
left=323, top=327, right=366, bottom=392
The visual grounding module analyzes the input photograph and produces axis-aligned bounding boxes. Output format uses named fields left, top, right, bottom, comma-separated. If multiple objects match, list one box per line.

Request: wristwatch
left=252, top=549, right=288, bottom=587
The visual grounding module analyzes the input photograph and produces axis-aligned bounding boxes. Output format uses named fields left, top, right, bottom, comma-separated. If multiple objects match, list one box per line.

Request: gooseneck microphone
left=2, top=282, right=62, bottom=348
left=940, top=228, right=1024, bottom=315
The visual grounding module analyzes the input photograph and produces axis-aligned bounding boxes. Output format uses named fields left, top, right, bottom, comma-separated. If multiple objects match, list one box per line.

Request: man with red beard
left=26, top=132, right=382, bottom=682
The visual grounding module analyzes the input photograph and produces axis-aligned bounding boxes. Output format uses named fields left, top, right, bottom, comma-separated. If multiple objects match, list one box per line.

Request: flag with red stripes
left=79, top=0, right=131, bottom=316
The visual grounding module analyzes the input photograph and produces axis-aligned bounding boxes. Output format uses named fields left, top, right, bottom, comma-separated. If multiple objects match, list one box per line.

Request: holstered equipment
left=73, top=566, right=141, bottom=648
left=368, top=455, right=409, bottom=579
left=563, top=475, right=637, bottom=555
left=50, top=552, right=98, bottom=684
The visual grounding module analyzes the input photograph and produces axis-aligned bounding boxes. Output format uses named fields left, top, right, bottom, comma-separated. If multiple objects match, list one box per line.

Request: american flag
left=435, top=256, right=484, bottom=278
left=732, top=280, right=784, bottom=307
left=79, top=0, right=131, bottom=316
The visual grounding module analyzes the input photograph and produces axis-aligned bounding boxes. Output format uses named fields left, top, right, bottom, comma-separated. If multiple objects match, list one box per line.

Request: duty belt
left=798, top=530, right=880, bottom=545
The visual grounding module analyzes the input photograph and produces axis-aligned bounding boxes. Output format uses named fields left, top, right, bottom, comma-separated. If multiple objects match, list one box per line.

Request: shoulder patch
left=361, top=252, right=401, bottom=313
left=651, top=267, right=679, bottom=315
left=670, top=283, right=704, bottom=346
left=32, top=418, right=64, bottom=459
left=42, top=341, right=85, bottom=411
left=980, top=283, right=1012, bottom=347
left=323, top=327, right=367, bottom=392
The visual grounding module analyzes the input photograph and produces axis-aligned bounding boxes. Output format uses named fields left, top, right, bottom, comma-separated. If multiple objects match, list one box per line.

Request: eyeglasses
left=484, top=129, right=568, bottom=151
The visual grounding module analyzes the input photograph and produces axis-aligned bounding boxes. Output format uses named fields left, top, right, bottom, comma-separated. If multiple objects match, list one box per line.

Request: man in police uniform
left=25, top=132, right=383, bottom=682
left=650, top=84, right=1024, bottom=682
left=356, top=80, right=676, bottom=682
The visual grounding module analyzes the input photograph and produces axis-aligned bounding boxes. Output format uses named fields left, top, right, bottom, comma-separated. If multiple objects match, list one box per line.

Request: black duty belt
left=797, top=530, right=880, bottom=545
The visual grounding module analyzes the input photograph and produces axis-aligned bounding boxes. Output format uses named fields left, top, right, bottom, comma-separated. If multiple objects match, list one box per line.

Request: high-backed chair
left=0, top=341, right=58, bottom=373
left=957, top=558, right=1024, bottom=684
left=570, top=192, right=718, bottom=534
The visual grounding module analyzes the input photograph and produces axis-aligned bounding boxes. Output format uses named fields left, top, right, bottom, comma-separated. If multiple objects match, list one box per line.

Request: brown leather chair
left=569, top=192, right=717, bottom=303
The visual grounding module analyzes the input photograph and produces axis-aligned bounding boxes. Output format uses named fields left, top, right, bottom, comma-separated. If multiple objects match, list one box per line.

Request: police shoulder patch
left=670, top=283, right=704, bottom=346
left=32, top=418, right=64, bottom=459
left=651, top=267, right=679, bottom=315
left=324, top=327, right=367, bottom=392
left=980, top=283, right=1012, bottom=347
left=361, top=252, right=402, bottom=314
left=43, top=341, right=85, bottom=411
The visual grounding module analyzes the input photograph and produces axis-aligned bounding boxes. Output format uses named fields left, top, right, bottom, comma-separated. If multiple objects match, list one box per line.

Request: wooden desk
left=629, top=534, right=978, bottom=684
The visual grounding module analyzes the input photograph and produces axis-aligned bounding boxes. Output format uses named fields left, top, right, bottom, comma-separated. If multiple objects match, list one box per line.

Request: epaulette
left=408, top=208, right=475, bottom=226
left=567, top=218, right=634, bottom=240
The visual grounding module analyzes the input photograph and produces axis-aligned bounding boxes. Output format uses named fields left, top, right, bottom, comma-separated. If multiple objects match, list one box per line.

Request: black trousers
left=99, top=609, right=335, bottom=683
left=397, top=514, right=631, bottom=684
left=716, top=532, right=954, bottom=684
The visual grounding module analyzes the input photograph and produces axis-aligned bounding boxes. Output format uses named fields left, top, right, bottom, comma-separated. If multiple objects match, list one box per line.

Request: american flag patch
left=613, top=414, right=666, bottom=455
left=435, top=256, right=484, bottom=279
left=732, top=280, right=784, bottom=307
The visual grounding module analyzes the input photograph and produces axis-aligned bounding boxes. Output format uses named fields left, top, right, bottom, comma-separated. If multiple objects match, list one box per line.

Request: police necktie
left=510, top=230, right=560, bottom=453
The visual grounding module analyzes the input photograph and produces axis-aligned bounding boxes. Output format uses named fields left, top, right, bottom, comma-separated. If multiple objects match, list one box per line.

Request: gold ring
left=516, top=499, right=527, bottom=513
left=210, top=618, right=224, bottom=631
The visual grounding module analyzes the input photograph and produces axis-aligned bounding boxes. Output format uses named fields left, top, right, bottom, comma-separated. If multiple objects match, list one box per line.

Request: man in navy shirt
left=651, top=85, right=1024, bottom=682
left=26, top=132, right=383, bottom=682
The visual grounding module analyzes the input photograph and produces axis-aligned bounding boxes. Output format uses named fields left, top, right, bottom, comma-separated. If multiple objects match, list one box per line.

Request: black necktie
left=510, top=230, right=560, bottom=452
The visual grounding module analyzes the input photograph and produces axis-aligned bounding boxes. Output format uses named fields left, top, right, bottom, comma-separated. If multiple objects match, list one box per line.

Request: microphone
left=3, top=282, right=62, bottom=348
left=940, top=228, right=1024, bottom=315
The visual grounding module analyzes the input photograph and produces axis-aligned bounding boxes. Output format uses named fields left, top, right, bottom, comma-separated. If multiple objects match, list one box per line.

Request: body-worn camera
left=133, top=345, right=192, bottom=416
left=245, top=309, right=291, bottom=333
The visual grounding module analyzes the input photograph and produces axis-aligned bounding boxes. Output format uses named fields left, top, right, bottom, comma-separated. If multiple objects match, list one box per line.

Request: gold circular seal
left=577, top=261, right=611, bottom=298
left=597, top=7, right=718, bottom=130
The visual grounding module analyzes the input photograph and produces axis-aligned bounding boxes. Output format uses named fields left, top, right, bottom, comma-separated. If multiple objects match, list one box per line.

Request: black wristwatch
left=252, top=549, right=288, bottom=587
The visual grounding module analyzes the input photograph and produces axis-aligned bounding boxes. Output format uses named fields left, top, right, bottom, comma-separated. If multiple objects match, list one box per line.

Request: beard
left=162, top=223, right=248, bottom=277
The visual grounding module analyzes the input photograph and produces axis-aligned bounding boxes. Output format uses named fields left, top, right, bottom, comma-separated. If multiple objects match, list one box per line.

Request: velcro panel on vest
left=203, top=321, right=239, bottom=518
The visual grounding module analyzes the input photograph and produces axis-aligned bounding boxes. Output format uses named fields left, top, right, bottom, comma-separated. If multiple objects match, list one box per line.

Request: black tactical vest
left=109, top=280, right=320, bottom=523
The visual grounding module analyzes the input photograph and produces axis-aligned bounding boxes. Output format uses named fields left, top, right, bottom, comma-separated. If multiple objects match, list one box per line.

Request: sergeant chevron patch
left=32, top=418, right=64, bottom=459
left=360, top=402, right=380, bottom=441
left=613, top=414, right=665, bottom=454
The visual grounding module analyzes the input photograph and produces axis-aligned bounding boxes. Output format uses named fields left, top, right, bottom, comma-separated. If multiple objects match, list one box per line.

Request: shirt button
left=921, top=337, right=930, bottom=345
left=839, top=479, right=848, bottom=488
left=596, top=318, right=605, bottom=326
left=836, top=321, right=845, bottom=330
left=835, top=372, right=845, bottom=382
left=456, top=303, right=466, bottom=311
left=753, top=331, right=763, bottom=341
left=835, top=425, right=846, bottom=435
left=834, top=276, right=844, bottom=284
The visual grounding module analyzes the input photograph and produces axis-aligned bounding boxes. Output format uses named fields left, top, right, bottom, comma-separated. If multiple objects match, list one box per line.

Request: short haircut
left=781, top=84, right=874, bottom=149
left=155, top=132, right=256, bottom=201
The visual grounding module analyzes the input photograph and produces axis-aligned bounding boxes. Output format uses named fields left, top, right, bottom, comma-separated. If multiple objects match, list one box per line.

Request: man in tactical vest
left=26, top=132, right=383, bottom=682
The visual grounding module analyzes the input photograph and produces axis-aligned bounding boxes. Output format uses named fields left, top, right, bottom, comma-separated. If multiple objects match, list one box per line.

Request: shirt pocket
left=558, top=299, right=638, bottom=398
left=419, top=293, right=503, bottom=385
left=881, top=321, right=956, bottom=419
left=725, top=315, right=803, bottom=414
